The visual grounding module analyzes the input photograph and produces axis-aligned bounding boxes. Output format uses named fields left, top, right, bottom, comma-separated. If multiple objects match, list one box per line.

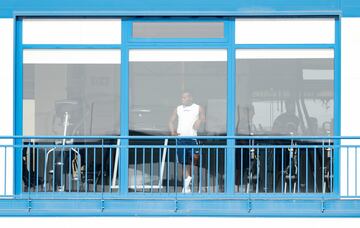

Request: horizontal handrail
left=0, top=135, right=352, bottom=140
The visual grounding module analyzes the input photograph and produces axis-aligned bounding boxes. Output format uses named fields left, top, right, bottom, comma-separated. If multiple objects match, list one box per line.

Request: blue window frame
left=13, top=16, right=340, bottom=197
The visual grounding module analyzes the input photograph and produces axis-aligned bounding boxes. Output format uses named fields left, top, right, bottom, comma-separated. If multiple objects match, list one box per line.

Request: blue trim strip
left=12, top=11, right=343, bottom=17
left=234, top=44, right=336, bottom=49
left=3, top=135, right=356, bottom=140
left=22, top=44, right=122, bottom=49
left=125, top=43, right=230, bottom=48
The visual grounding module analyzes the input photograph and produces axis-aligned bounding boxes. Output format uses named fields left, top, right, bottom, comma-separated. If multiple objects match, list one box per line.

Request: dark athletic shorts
left=176, top=139, right=199, bottom=165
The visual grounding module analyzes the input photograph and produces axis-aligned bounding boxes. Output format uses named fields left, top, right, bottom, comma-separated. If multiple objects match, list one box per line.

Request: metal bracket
left=174, top=199, right=178, bottom=212
left=101, top=199, right=105, bottom=212
left=248, top=199, right=252, bottom=213
left=28, top=199, right=32, bottom=212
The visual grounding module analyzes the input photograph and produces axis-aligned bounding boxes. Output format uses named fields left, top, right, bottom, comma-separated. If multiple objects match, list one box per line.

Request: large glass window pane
left=22, top=50, right=120, bottom=193
left=23, top=49, right=121, bottom=136
left=129, top=49, right=227, bottom=193
left=236, top=49, right=334, bottom=136
left=132, top=22, right=224, bottom=39
left=129, top=49, right=227, bottom=136
left=234, top=49, right=334, bottom=194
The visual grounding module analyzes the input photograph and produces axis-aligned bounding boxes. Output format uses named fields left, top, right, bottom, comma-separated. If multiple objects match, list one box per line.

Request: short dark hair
left=182, top=91, right=193, bottom=97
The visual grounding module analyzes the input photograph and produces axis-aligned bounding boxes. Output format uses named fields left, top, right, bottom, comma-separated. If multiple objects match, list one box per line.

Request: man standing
left=169, top=92, right=205, bottom=193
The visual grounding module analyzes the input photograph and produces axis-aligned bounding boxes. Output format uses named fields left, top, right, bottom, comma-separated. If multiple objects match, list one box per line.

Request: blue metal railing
left=0, top=135, right=359, bottom=198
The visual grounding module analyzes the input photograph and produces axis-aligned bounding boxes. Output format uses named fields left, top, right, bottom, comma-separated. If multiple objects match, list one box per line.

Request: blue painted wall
left=342, top=0, right=360, bottom=17
left=0, top=0, right=342, bottom=18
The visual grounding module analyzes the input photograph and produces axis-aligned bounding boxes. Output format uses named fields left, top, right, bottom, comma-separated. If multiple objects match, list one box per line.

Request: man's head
left=181, top=92, right=193, bottom=106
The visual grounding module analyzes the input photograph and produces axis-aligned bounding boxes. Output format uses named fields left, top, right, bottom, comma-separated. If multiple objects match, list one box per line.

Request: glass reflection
left=236, top=57, right=334, bottom=136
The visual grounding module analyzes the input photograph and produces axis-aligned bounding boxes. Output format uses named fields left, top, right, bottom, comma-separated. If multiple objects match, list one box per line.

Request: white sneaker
left=182, top=176, right=192, bottom=193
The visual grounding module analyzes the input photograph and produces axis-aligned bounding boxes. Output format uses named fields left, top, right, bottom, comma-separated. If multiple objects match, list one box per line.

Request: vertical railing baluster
left=142, top=148, right=145, bottom=193
left=265, top=147, right=268, bottom=193
left=76, top=147, right=79, bottom=193
left=69, top=147, right=72, bottom=192
left=134, top=148, right=137, bottom=193
left=273, top=147, right=276, bottom=193
left=101, top=140, right=104, bottom=193
left=85, top=147, right=88, bottom=193
left=216, top=148, right=219, bottom=193
left=118, top=143, right=121, bottom=193
left=151, top=147, right=153, bottom=193
left=330, top=145, right=333, bottom=193
left=76, top=146, right=80, bottom=192
left=224, top=147, right=227, bottom=193
left=208, top=148, right=210, bottom=193
left=356, top=147, right=358, bottom=196
left=248, top=146, right=251, bottom=193
left=199, top=147, right=202, bottom=194
left=183, top=145, right=185, bottom=193
left=158, top=148, right=161, bottom=193
left=289, top=145, right=292, bottom=194
left=109, top=147, right=112, bottom=193
left=60, top=147, right=64, bottom=192
left=52, top=145, right=55, bottom=192
left=174, top=145, right=177, bottom=193
left=167, top=144, right=170, bottom=193
left=306, top=147, right=309, bottom=193
left=28, top=143, right=31, bottom=193
left=297, top=145, right=300, bottom=193
left=314, top=147, right=317, bottom=193
left=256, top=148, right=259, bottom=193
left=93, top=146, right=96, bottom=193
left=27, top=140, right=32, bottom=192
left=322, top=141, right=325, bottom=194
left=281, top=147, right=284, bottom=193
left=44, top=147, right=47, bottom=193
left=347, top=147, right=349, bottom=197
left=5, top=146, right=7, bottom=195
left=240, top=147, right=243, bottom=194
left=192, top=148, right=194, bottom=193
left=36, top=147, right=39, bottom=193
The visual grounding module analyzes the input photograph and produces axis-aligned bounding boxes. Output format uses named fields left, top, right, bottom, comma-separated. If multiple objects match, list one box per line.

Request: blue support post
left=226, top=19, right=236, bottom=194
left=333, top=15, right=341, bottom=196
left=120, top=18, right=130, bottom=194
left=14, top=17, right=23, bottom=195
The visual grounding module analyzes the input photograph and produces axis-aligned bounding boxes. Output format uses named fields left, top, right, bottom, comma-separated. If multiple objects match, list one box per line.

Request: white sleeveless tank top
left=177, top=103, right=200, bottom=136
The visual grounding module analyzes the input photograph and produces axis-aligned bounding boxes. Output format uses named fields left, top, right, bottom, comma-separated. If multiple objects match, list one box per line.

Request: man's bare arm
left=193, top=106, right=205, bottom=130
left=168, top=108, right=178, bottom=136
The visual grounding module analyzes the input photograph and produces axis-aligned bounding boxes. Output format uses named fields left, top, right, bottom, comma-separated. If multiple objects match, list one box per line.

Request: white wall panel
left=236, top=49, right=333, bottom=59
left=23, top=18, right=121, bottom=44
left=1, top=217, right=360, bottom=228
left=0, top=18, right=14, bottom=196
left=23, top=49, right=121, bottom=64
left=236, top=18, right=335, bottom=44
left=341, top=18, right=360, bottom=197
